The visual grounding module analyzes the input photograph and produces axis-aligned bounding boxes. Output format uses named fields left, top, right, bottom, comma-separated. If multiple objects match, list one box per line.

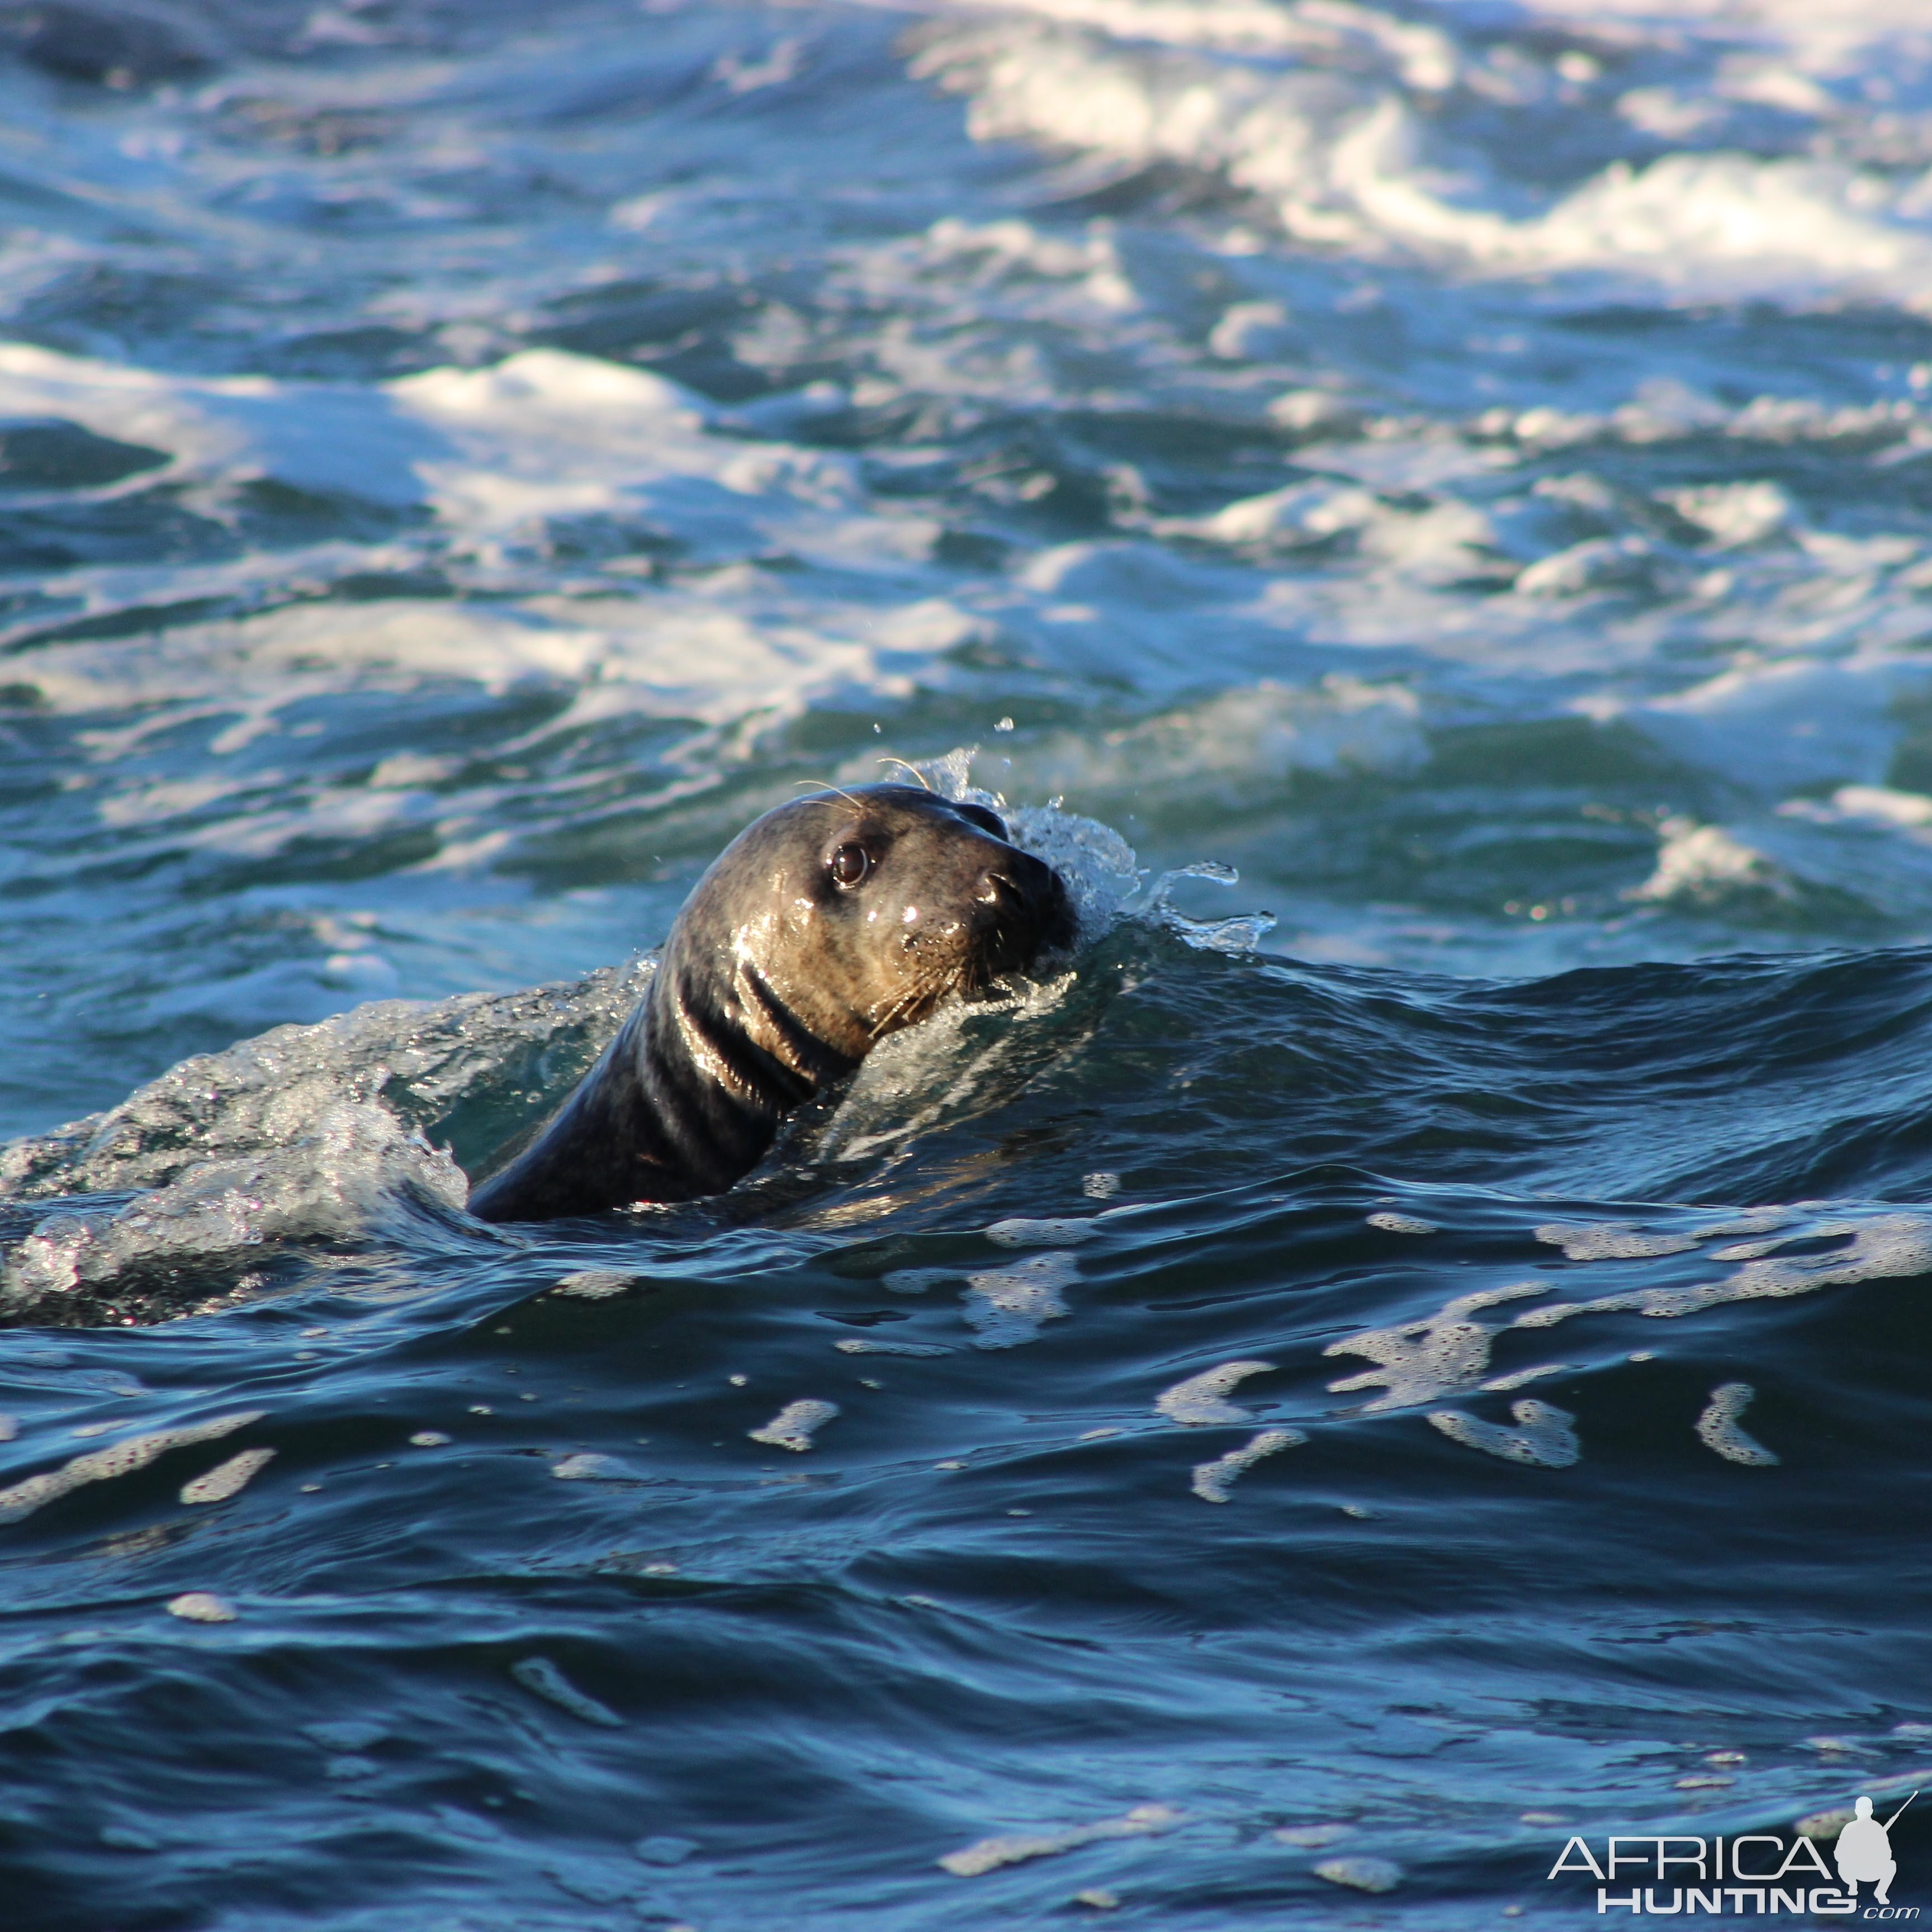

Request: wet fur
left=466, top=785, right=1072, bottom=1221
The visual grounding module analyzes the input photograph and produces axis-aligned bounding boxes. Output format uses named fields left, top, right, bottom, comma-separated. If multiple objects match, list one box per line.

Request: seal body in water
left=466, top=785, right=1074, bottom=1221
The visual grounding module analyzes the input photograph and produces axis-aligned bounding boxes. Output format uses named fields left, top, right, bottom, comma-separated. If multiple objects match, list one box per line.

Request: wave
left=913, top=0, right=1932, bottom=307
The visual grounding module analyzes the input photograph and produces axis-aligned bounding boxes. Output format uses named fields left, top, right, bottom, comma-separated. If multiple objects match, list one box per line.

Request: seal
left=466, top=784, right=1074, bottom=1222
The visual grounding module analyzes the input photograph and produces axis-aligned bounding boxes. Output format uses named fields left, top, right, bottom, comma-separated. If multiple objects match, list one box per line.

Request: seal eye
left=828, top=842, right=871, bottom=889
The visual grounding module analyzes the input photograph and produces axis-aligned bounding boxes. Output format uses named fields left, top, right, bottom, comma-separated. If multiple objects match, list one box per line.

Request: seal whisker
left=868, top=978, right=934, bottom=1039
left=874, top=757, right=932, bottom=791
left=868, top=959, right=960, bottom=1039
left=790, top=778, right=865, bottom=813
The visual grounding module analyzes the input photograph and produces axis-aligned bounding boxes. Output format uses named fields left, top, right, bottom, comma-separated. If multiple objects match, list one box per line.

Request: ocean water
left=2, top=0, right=1931, bottom=1924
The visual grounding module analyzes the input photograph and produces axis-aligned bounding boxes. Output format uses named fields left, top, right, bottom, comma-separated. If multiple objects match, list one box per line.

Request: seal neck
left=465, top=954, right=856, bottom=1221
left=642, top=953, right=852, bottom=1195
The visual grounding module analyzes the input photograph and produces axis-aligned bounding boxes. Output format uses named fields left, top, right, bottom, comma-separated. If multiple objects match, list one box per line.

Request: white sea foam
left=550, top=1272, right=635, bottom=1300
left=179, top=1448, right=277, bottom=1505
left=1427, top=1399, right=1581, bottom=1469
left=1159, top=481, right=1495, bottom=589
left=748, top=1400, right=840, bottom=1452
left=1786, top=785, right=1932, bottom=847
left=1707, top=1237, right=1793, bottom=1262
left=833, top=1338, right=953, bottom=1356
left=1156, top=1359, right=1277, bottom=1426
left=509, top=1656, right=622, bottom=1727
left=552, top=1453, right=633, bottom=1481
left=939, top=1802, right=1182, bottom=1877
left=13, top=588, right=971, bottom=778
left=809, top=4, right=1932, bottom=907
left=1694, top=1382, right=1781, bottom=1466
left=1664, top=481, right=1795, bottom=550
left=985, top=1216, right=1096, bottom=1248
left=963, top=1251, right=1078, bottom=1348
left=914, top=7, right=1932, bottom=310
left=1190, top=1427, right=1304, bottom=1502
left=166, top=1592, right=237, bottom=1624
left=1628, top=820, right=1801, bottom=907
left=1535, top=1223, right=1701, bottom=1261
left=1695, top=1210, right=1796, bottom=1240
left=0, top=342, right=932, bottom=593
left=1483, top=1362, right=1578, bottom=1394
left=1274, top=1823, right=1353, bottom=1849
left=1314, top=1855, right=1403, bottom=1893
left=1366, top=1211, right=1438, bottom=1235
left=1325, top=1281, right=1549, bottom=1410
left=0, top=1412, right=264, bottom=1524
left=0, top=342, right=994, bottom=859
left=1515, top=1210, right=1932, bottom=1326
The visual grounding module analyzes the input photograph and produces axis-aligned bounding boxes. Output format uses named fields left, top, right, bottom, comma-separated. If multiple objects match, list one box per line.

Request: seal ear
left=950, top=802, right=1008, bottom=839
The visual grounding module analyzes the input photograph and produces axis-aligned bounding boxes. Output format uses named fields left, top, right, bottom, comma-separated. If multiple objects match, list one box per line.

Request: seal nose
left=975, top=846, right=1075, bottom=962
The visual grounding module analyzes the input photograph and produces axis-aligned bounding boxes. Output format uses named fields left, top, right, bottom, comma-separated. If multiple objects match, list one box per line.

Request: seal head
left=466, top=784, right=1073, bottom=1221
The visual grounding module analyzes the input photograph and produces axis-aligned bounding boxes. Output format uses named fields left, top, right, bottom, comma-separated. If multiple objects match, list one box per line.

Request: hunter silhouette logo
left=1836, top=1794, right=1915, bottom=1907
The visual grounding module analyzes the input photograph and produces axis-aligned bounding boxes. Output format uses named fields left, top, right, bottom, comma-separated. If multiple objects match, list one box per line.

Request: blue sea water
left=2, top=0, right=1931, bottom=1924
